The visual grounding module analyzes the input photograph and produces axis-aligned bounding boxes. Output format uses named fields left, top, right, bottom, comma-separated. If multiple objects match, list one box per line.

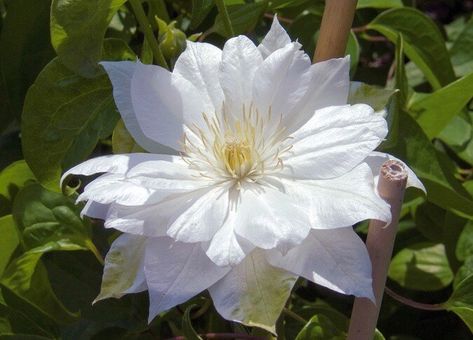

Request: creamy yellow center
left=223, top=138, right=253, bottom=178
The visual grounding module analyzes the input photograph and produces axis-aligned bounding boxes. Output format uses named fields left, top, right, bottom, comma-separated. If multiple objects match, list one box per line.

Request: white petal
left=253, top=42, right=311, bottom=128
left=80, top=200, right=109, bottom=219
left=100, top=61, right=166, bottom=153
left=365, top=151, right=426, bottom=192
left=145, top=237, right=229, bottom=322
left=205, top=208, right=255, bottom=267
left=61, top=153, right=164, bottom=186
left=274, top=163, right=392, bottom=228
left=234, top=183, right=311, bottom=253
left=78, top=173, right=155, bottom=206
left=267, top=228, right=375, bottom=301
left=286, top=57, right=351, bottom=133
left=94, top=233, right=147, bottom=302
left=166, top=185, right=230, bottom=243
left=104, top=187, right=215, bottom=237
left=282, top=104, right=388, bottom=179
left=219, top=36, right=263, bottom=119
left=208, top=250, right=296, bottom=333
left=174, top=41, right=224, bottom=112
left=258, top=15, right=291, bottom=58
left=131, top=62, right=208, bottom=150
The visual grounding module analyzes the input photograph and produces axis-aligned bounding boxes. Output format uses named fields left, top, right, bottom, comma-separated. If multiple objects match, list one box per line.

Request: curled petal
left=258, top=15, right=292, bottom=58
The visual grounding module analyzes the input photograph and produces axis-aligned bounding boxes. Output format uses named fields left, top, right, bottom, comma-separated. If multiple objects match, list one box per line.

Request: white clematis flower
left=62, top=17, right=424, bottom=332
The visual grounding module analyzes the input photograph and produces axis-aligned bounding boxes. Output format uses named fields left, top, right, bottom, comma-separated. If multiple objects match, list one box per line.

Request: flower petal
left=253, top=42, right=311, bottom=128
left=131, top=62, right=208, bottom=150
left=267, top=228, right=375, bottom=301
left=208, top=250, right=296, bottom=334
left=61, top=153, right=165, bottom=186
left=285, top=56, right=351, bottom=133
left=234, top=183, right=311, bottom=253
left=219, top=36, right=263, bottom=119
left=258, top=15, right=291, bottom=58
left=145, top=237, right=229, bottom=322
left=80, top=200, right=109, bottom=219
left=94, top=233, right=147, bottom=302
left=274, top=163, right=392, bottom=228
left=100, top=61, right=166, bottom=153
left=174, top=41, right=224, bottom=112
left=282, top=104, right=388, bottom=179
left=364, top=151, right=426, bottom=192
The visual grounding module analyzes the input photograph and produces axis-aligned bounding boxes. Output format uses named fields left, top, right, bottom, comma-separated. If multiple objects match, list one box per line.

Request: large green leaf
left=22, top=39, right=135, bottom=190
left=0, top=215, right=19, bottom=277
left=444, top=274, right=473, bottom=332
left=0, top=0, right=55, bottom=124
left=388, top=242, right=453, bottom=291
left=368, top=8, right=455, bottom=90
left=409, top=72, right=473, bottom=139
left=190, top=0, right=214, bottom=29
left=50, top=0, right=128, bottom=77
left=295, top=314, right=345, bottom=340
left=213, top=2, right=267, bottom=37
left=356, top=0, right=403, bottom=8
left=450, top=17, right=473, bottom=77
left=384, top=111, right=473, bottom=218
left=0, top=160, right=35, bottom=217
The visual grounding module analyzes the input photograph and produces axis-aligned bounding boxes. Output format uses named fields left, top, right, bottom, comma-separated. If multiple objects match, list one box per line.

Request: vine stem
left=165, top=333, right=266, bottom=340
left=129, top=0, right=169, bottom=69
left=384, top=287, right=445, bottom=312
left=282, top=307, right=307, bottom=325
left=347, top=160, right=408, bottom=340
left=215, top=0, right=235, bottom=37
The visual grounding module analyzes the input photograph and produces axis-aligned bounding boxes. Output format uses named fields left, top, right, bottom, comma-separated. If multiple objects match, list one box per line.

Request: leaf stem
left=86, top=239, right=105, bottom=265
left=215, top=0, right=235, bottom=37
left=282, top=307, right=307, bottom=325
left=385, top=287, right=445, bottom=311
left=129, top=0, right=169, bottom=69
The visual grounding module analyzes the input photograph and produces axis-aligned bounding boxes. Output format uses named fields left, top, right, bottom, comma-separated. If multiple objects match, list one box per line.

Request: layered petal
left=267, top=228, right=375, bottom=301
left=284, top=57, right=350, bottom=133
left=145, top=237, right=229, bottom=322
left=219, top=36, right=263, bottom=118
left=274, top=163, right=391, bottom=228
left=252, top=42, right=312, bottom=129
left=174, top=41, right=224, bottom=112
left=131, top=62, right=209, bottom=150
left=80, top=200, right=109, bottom=219
left=234, top=182, right=311, bottom=253
left=100, top=61, right=166, bottom=153
left=94, top=233, right=147, bottom=302
left=282, top=104, right=388, bottom=180
left=364, top=151, right=426, bottom=192
left=258, top=15, right=291, bottom=58
left=208, top=250, right=296, bottom=333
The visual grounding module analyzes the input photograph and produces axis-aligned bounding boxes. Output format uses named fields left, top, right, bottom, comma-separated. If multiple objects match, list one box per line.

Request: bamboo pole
left=347, top=160, right=408, bottom=340
left=313, top=0, right=358, bottom=62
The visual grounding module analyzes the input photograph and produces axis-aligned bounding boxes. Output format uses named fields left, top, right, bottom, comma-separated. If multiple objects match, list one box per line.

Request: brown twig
left=313, top=0, right=358, bottom=62
left=384, top=287, right=445, bottom=312
left=347, top=160, right=408, bottom=340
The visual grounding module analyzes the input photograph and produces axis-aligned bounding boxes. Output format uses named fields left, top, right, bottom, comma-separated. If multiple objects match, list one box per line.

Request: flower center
left=181, top=104, right=292, bottom=184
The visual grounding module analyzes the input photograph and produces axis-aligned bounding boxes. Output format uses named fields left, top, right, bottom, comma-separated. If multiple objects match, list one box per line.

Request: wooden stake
left=347, top=160, right=408, bottom=340
left=313, top=0, right=358, bottom=62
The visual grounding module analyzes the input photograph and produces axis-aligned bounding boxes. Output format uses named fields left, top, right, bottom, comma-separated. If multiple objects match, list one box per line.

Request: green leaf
left=22, top=39, right=135, bottom=190
left=408, top=72, right=473, bottom=139
left=295, top=314, right=345, bottom=340
left=368, top=8, right=455, bottom=90
left=191, top=0, right=214, bottom=29
left=11, top=183, right=93, bottom=252
left=288, top=6, right=324, bottom=58
left=348, top=82, right=397, bottom=113
left=213, top=2, right=267, bottom=37
left=450, top=17, right=473, bottom=77
left=346, top=30, right=360, bottom=74
left=357, top=0, right=403, bottom=8
left=388, top=242, right=453, bottom=291
left=454, top=256, right=473, bottom=289
left=0, top=160, right=35, bottom=217
left=0, top=0, right=55, bottom=121
left=268, top=0, right=311, bottom=9
left=444, top=274, right=473, bottom=332
left=456, top=222, right=473, bottom=262
left=50, top=0, right=128, bottom=77
left=384, top=111, right=473, bottom=218
left=0, top=215, right=19, bottom=277
left=182, top=305, right=203, bottom=340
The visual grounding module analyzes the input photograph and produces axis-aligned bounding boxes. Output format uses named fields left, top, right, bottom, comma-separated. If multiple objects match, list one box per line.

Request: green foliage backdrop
left=0, top=0, right=473, bottom=338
